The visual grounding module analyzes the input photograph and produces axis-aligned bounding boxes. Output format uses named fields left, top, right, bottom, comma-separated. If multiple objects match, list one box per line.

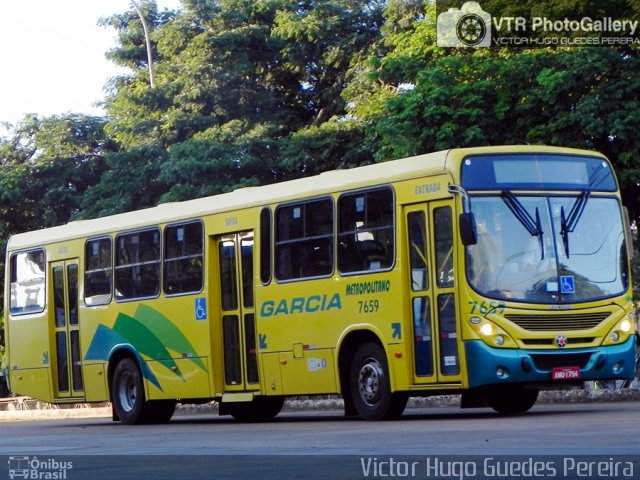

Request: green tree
left=78, top=145, right=167, bottom=218
left=93, top=0, right=387, bottom=204
left=0, top=114, right=113, bottom=231
left=0, top=114, right=114, bottom=354
left=342, top=2, right=640, bottom=222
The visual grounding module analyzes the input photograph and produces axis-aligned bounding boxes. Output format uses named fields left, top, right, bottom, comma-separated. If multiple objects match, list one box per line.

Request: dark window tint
left=260, top=208, right=271, bottom=285
left=408, top=211, right=428, bottom=291
left=164, top=222, right=203, bottom=295
left=434, top=207, right=454, bottom=288
left=275, top=198, right=333, bottom=280
left=115, top=229, right=161, bottom=300
left=338, top=188, right=394, bottom=273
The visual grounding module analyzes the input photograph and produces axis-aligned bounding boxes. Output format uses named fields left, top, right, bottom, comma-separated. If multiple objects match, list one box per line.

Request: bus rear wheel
left=486, top=386, right=539, bottom=415
left=349, top=343, right=407, bottom=420
left=112, top=358, right=146, bottom=425
left=111, top=358, right=176, bottom=424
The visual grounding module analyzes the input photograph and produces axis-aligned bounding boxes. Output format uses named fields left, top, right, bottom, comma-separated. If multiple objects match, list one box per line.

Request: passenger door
left=405, top=202, right=462, bottom=385
left=51, top=259, right=84, bottom=399
left=216, top=232, right=260, bottom=392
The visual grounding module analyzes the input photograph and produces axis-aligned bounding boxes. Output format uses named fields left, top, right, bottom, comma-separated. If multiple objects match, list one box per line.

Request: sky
left=0, top=0, right=181, bottom=128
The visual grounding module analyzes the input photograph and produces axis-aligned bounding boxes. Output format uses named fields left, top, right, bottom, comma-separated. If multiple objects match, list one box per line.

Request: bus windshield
left=466, top=194, right=628, bottom=303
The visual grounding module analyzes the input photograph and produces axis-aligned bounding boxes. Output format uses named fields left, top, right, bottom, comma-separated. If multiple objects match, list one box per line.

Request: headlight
left=468, top=317, right=515, bottom=348
left=480, top=323, right=493, bottom=336
left=603, top=317, right=634, bottom=345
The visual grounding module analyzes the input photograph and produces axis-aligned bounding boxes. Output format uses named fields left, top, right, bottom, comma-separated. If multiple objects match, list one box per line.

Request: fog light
left=496, top=367, right=508, bottom=379
left=495, top=335, right=505, bottom=346
left=480, top=324, right=493, bottom=336
left=613, top=362, right=622, bottom=374
left=610, top=331, right=620, bottom=343
left=620, top=319, right=631, bottom=332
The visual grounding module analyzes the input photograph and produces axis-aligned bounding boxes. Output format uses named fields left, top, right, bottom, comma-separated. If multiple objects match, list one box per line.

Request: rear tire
left=112, top=358, right=147, bottom=425
left=486, top=386, right=539, bottom=415
left=111, top=358, right=177, bottom=424
left=349, top=343, right=406, bottom=420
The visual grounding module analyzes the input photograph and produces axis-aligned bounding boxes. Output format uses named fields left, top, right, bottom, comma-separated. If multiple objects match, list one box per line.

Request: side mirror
left=459, top=212, right=477, bottom=246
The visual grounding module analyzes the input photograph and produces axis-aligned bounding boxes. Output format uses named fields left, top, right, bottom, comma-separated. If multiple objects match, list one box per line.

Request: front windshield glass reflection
left=467, top=196, right=628, bottom=303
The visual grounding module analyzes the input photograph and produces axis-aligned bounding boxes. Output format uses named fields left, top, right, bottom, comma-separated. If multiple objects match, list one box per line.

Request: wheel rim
left=117, top=371, right=137, bottom=413
left=357, top=357, right=385, bottom=406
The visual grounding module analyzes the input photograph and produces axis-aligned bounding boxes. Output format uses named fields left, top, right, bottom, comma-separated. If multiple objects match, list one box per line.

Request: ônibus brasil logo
left=8, top=456, right=73, bottom=480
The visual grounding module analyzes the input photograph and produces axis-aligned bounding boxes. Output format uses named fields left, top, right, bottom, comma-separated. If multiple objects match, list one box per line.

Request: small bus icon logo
left=8, top=456, right=30, bottom=479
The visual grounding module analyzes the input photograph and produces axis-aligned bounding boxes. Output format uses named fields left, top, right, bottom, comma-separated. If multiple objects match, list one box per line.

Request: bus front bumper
left=464, top=336, right=637, bottom=388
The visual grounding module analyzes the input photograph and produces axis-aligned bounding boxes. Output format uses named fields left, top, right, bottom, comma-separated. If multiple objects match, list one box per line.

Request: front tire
left=349, top=343, right=407, bottom=420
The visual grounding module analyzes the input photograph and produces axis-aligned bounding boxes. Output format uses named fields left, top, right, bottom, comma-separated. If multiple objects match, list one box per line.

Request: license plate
left=551, top=366, right=581, bottom=380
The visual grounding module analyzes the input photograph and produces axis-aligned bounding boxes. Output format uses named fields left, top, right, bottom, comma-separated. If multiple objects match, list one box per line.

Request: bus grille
left=521, top=337, right=595, bottom=346
left=530, top=353, right=592, bottom=370
left=505, top=312, right=610, bottom=331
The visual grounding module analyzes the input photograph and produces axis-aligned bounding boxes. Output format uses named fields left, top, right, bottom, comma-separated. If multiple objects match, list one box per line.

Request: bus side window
left=115, top=229, right=161, bottom=300
left=275, top=198, right=333, bottom=281
left=260, top=208, right=271, bottom=285
left=85, top=238, right=112, bottom=306
left=163, top=221, right=203, bottom=295
left=10, top=249, right=46, bottom=315
left=338, top=187, right=394, bottom=273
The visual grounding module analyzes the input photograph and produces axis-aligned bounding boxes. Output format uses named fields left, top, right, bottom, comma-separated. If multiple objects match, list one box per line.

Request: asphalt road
left=1, top=403, right=638, bottom=479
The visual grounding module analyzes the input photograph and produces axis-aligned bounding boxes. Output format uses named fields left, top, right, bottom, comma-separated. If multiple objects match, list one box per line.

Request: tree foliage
left=0, top=0, right=639, bottom=287
left=343, top=0, right=640, bottom=216
left=1, top=0, right=640, bottom=356
left=0, top=114, right=114, bottom=352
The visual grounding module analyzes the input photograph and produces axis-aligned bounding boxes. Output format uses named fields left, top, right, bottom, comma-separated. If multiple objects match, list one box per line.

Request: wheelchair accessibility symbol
left=195, top=298, right=207, bottom=320
left=560, top=276, right=575, bottom=294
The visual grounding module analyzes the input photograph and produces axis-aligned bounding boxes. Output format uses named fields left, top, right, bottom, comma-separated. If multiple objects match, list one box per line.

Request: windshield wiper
left=501, top=191, right=544, bottom=260
left=560, top=190, right=590, bottom=258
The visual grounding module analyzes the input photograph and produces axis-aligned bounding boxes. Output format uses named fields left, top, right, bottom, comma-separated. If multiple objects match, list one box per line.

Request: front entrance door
left=51, top=260, right=84, bottom=399
left=405, top=202, right=462, bottom=385
left=217, top=232, right=259, bottom=392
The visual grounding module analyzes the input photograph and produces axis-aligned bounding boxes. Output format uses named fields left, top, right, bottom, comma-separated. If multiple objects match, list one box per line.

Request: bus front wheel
left=349, top=343, right=407, bottom=420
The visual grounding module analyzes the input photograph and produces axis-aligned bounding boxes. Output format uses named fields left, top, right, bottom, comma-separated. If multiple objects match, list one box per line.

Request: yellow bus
left=3, top=145, right=636, bottom=424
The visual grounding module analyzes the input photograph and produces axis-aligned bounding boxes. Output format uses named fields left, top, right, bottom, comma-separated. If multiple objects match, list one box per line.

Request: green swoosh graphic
left=113, top=313, right=182, bottom=377
left=84, top=305, right=207, bottom=391
left=134, top=304, right=207, bottom=372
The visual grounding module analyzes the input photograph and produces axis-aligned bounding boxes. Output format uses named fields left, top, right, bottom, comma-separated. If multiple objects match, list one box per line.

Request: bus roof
left=6, top=145, right=603, bottom=251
